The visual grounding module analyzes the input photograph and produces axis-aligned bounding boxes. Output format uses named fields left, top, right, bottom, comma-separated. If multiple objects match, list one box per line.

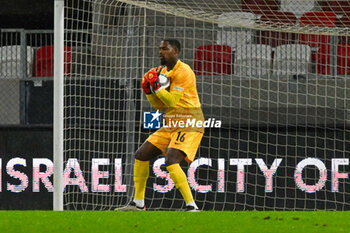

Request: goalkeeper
left=118, top=39, right=204, bottom=212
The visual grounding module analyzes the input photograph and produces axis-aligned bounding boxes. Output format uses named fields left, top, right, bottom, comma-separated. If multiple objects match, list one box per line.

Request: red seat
left=317, top=44, right=332, bottom=75
left=194, top=45, right=232, bottom=75
left=336, top=14, right=350, bottom=27
left=299, top=12, right=337, bottom=47
left=241, top=0, right=278, bottom=15
left=317, top=44, right=350, bottom=75
left=337, top=44, right=350, bottom=75
left=35, top=45, right=72, bottom=77
left=336, top=15, right=350, bottom=44
left=258, top=11, right=297, bottom=47
left=300, top=11, right=337, bottom=27
left=321, top=1, right=350, bottom=16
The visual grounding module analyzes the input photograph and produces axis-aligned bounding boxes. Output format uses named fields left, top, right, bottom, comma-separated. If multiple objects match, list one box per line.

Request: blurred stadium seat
left=241, top=0, right=279, bottom=15
left=216, top=12, right=256, bottom=49
left=320, top=0, right=350, bottom=17
left=336, top=13, right=350, bottom=28
left=258, top=11, right=297, bottom=47
left=280, top=0, right=315, bottom=18
left=300, top=11, right=337, bottom=27
left=336, top=14, right=350, bottom=44
left=317, top=44, right=350, bottom=75
left=234, top=44, right=272, bottom=78
left=299, top=11, right=337, bottom=48
left=273, top=44, right=312, bottom=77
left=194, top=45, right=232, bottom=75
left=337, top=44, right=350, bottom=75
left=0, top=45, right=34, bottom=78
left=34, top=45, right=72, bottom=77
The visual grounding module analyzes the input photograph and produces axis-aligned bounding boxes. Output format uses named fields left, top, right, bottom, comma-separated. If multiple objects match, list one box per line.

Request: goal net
left=63, top=0, right=350, bottom=210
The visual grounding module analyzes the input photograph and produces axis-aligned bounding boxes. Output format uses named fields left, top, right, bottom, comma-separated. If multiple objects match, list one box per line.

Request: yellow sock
left=133, top=159, right=149, bottom=201
left=167, top=163, right=194, bottom=204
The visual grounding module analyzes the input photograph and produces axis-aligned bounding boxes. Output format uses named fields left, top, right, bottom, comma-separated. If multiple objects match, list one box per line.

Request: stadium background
left=0, top=0, right=55, bottom=210
left=1, top=0, right=350, bottom=211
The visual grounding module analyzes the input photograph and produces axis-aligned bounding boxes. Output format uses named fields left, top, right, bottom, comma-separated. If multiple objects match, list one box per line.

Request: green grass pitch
left=0, top=211, right=349, bottom=233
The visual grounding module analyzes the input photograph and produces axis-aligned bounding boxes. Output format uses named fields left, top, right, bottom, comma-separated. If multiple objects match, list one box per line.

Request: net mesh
left=63, top=0, right=350, bottom=210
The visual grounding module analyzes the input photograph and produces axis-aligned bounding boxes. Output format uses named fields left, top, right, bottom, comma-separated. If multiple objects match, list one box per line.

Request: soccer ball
left=158, top=73, right=170, bottom=89
left=151, top=73, right=170, bottom=93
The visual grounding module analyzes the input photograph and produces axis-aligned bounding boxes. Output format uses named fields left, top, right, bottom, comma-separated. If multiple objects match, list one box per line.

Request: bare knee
left=165, top=156, right=177, bottom=167
left=135, top=149, right=147, bottom=161
left=165, top=148, right=186, bottom=167
left=135, top=141, right=162, bottom=161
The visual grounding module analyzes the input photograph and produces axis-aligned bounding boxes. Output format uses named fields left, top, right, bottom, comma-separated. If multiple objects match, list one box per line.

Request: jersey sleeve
left=155, top=88, right=183, bottom=108
left=146, top=94, right=164, bottom=110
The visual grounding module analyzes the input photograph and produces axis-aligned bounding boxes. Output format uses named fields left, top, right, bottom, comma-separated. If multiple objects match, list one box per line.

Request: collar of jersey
left=165, top=59, right=181, bottom=76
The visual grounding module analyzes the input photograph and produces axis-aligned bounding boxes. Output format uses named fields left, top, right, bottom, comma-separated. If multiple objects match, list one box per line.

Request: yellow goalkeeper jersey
left=162, top=60, right=201, bottom=108
left=158, top=60, right=204, bottom=132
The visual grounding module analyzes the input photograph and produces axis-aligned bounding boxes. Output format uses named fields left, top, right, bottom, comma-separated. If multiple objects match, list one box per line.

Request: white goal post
left=53, top=0, right=64, bottom=211
left=54, top=0, right=350, bottom=211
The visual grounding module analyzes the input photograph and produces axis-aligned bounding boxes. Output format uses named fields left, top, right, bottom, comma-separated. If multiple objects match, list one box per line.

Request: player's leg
left=132, top=141, right=162, bottom=208
left=116, top=131, right=168, bottom=211
left=165, top=148, right=199, bottom=211
left=166, top=132, right=203, bottom=212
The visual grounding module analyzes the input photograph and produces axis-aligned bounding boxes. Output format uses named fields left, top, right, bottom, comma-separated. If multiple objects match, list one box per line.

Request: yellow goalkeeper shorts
left=146, top=130, right=203, bottom=163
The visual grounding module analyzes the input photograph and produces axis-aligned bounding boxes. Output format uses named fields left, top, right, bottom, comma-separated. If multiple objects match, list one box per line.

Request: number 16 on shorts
left=175, top=132, right=186, bottom=144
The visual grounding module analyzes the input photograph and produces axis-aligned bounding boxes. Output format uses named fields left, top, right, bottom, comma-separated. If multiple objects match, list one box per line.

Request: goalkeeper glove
left=141, top=75, right=152, bottom=95
left=145, top=66, right=163, bottom=93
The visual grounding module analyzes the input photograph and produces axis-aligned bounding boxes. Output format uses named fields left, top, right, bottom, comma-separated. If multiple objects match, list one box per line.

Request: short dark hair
left=163, top=39, right=181, bottom=52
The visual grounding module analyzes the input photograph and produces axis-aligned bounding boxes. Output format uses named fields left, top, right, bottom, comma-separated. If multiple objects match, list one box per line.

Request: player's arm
left=154, top=88, right=183, bottom=108
left=146, top=94, right=164, bottom=110
left=148, top=74, right=183, bottom=108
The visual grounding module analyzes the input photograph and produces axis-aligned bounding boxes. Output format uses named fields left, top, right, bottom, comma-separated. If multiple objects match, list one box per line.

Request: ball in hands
left=151, top=73, right=170, bottom=93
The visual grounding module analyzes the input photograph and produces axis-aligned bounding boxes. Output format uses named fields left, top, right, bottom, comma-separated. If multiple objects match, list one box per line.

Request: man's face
left=159, top=41, right=178, bottom=65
